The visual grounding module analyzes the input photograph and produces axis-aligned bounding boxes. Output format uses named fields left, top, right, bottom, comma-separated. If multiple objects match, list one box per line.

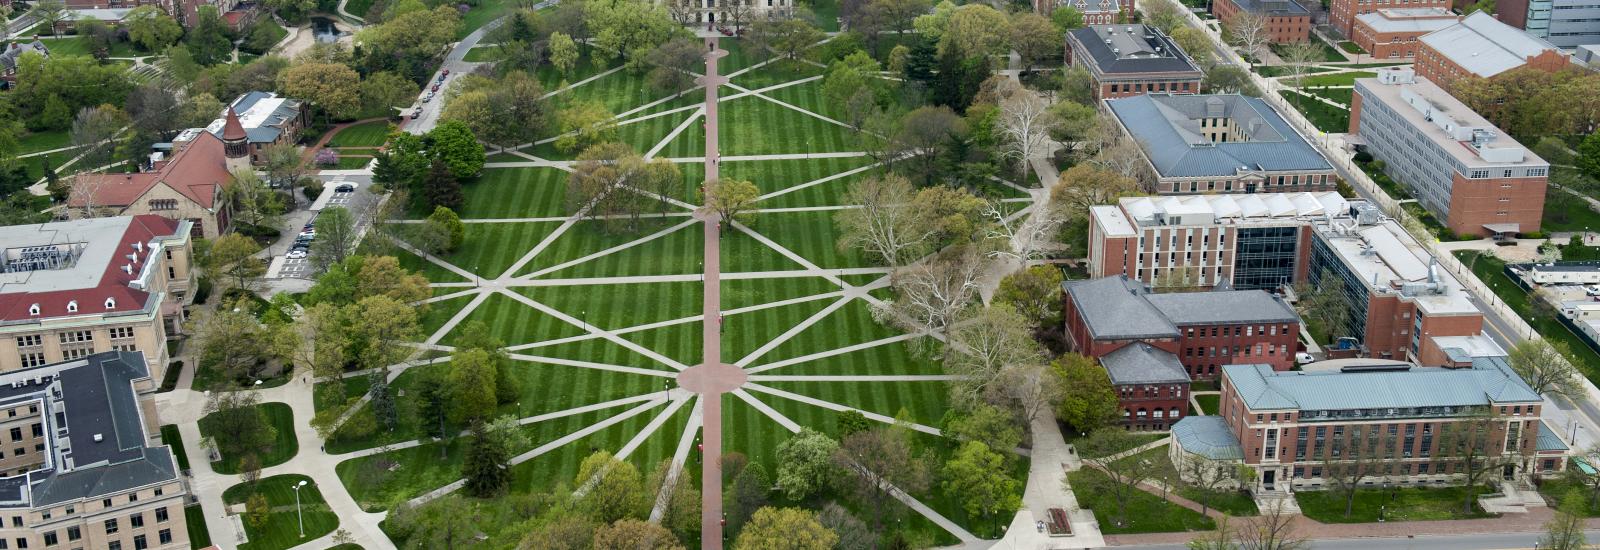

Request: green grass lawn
left=11, top=35, right=91, bottom=57
left=1338, top=41, right=1364, bottom=54
left=1542, top=187, right=1600, bottom=233
left=199, top=402, right=298, bottom=474
left=1295, top=485, right=1495, bottom=523
left=15, top=129, right=71, bottom=156
left=329, top=156, right=373, bottom=169
left=1272, top=39, right=1346, bottom=62
left=345, top=0, right=375, bottom=18
left=1456, top=251, right=1600, bottom=378
left=223, top=475, right=339, bottom=549
left=1281, top=90, right=1349, bottom=134
left=458, top=0, right=511, bottom=38
left=1068, top=467, right=1216, bottom=534
left=327, top=121, right=393, bottom=147
left=160, top=424, right=191, bottom=471
left=1194, top=394, right=1220, bottom=415
left=1301, top=71, right=1376, bottom=87
left=1306, top=87, right=1353, bottom=106
left=185, top=505, right=213, bottom=549
left=1255, top=65, right=1337, bottom=78
left=1179, top=486, right=1258, bottom=516
left=463, top=46, right=502, bottom=62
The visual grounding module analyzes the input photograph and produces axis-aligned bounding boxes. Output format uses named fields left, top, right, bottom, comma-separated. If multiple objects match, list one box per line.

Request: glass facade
left=1232, top=226, right=1300, bottom=290
left=1309, top=236, right=1370, bottom=343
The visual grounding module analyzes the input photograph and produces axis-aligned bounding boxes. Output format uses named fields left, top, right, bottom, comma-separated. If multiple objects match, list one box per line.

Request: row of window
left=1186, top=324, right=1292, bottom=338
left=1184, top=343, right=1287, bottom=358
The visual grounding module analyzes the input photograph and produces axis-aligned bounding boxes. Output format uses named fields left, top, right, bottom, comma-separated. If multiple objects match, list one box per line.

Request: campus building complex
left=202, top=92, right=308, bottom=166
left=1065, top=25, right=1204, bottom=100
left=1213, top=0, right=1312, bottom=42
left=1038, top=0, right=1133, bottom=24
left=1307, top=214, right=1488, bottom=365
left=668, top=0, right=794, bottom=26
left=1350, top=8, right=1459, bottom=60
left=1086, top=192, right=1347, bottom=290
left=1496, top=0, right=1600, bottom=47
left=0, top=351, right=189, bottom=549
left=1172, top=358, right=1568, bottom=493
left=1105, top=94, right=1337, bottom=195
left=1350, top=68, right=1548, bottom=237
left=1062, top=275, right=1302, bottom=383
left=69, top=116, right=248, bottom=238
left=0, top=216, right=192, bottom=381
left=1331, top=0, right=1450, bottom=38
left=1414, top=12, right=1568, bottom=92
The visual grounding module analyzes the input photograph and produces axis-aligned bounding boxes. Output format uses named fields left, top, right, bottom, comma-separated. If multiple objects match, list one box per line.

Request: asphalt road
left=403, top=0, right=558, bottom=135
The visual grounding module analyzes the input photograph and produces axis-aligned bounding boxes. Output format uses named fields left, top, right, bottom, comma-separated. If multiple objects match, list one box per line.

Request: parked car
left=431, top=84, right=440, bottom=92
left=1295, top=352, right=1315, bottom=365
left=335, top=183, right=356, bottom=193
left=442, top=69, right=450, bottom=76
left=1586, top=285, right=1600, bottom=297
left=411, top=110, right=422, bottom=120
left=422, top=93, right=433, bottom=103
left=286, top=249, right=309, bottom=259
left=299, top=229, right=316, bottom=239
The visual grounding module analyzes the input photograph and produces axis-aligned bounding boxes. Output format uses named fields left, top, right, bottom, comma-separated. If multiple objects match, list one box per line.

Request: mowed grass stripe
left=621, top=321, right=703, bottom=367
left=721, top=276, right=840, bottom=311
left=721, top=224, right=810, bottom=273
left=722, top=296, right=837, bottom=362
left=516, top=281, right=702, bottom=329
left=523, top=338, right=684, bottom=373
left=419, top=293, right=477, bottom=337
left=756, top=379, right=948, bottom=428
left=744, top=210, right=873, bottom=269
left=456, top=167, right=569, bottom=219
left=724, top=156, right=876, bottom=206
left=750, top=300, right=898, bottom=364
left=529, top=221, right=702, bottom=279
left=507, top=402, right=669, bottom=493
left=442, top=292, right=586, bottom=347
left=718, top=90, right=852, bottom=156
left=758, top=339, right=943, bottom=377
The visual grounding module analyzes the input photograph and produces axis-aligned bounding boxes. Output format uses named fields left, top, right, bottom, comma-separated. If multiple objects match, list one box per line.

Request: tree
left=835, top=174, right=939, bottom=266
left=421, top=158, right=463, bottom=210
left=70, top=105, right=128, bottom=173
left=1227, top=12, right=1270, bottom=66
left=1279, top=41, right=1324, bottom=89
left=585, top=0, right=676, bottom=64
left=361, top=71, right=420, bottom=116
left=822, top=51, right=885, bottom=124
left=555, top=100, right=618, bottom=154
left=278, top=63, right=361, bottom=122
left=1049, top=6, right=1085, bottom=34
left=387, top=496, right=475, bottom=549
left=1437, top=415, right=1519, bottom=513
left=186, top=6, right=235, bottom=65
left=994, top=265, right=1065, bottom=330
left=646, top=37, right=703, bottom=93
left=943, top=402, right=1023, bottom=456
left=421, top=206, right=467, bottom=254
left=1177, top=451, right=1242, bottom=516
left=1050, top=163, right=1142, bottom=221
left=996, top=362, right=1062, bottom=429
left=942, top=441, right=1021, bottom=518
left=816, top=503, right=872, bottom=550
left=994, top=80, right=1057, bottom=184
left=1049, top=351, right=1113, bottom=434
left=310, top=207, right=357, bottom=271
left=1188, top=515, right=1240, bottom=550
left=876, top=244, right=986, bottom=349
left=1578, top=132, right=1600, bottom=180
left=9, top=54, right=131, bottom=131
left=735, top=507, right=838, bottom=550
left=1078, top=428, right=1164, bottom=527
left=703, top=178, right=760, bottom=228
left=565, top=143, right=681, bottom=232
left=579, top=454, right=649, bottom=524
left=593, top=519, right=684, bottom=549
left=28, top=0, right=68, bottom=36
left=836, top=410, right=871, bottom=438
left=425, top=120, right=486, bottom=181
left=727, top=462, right=770, bottom=532
left=946, top=304, right=1041, bottom=405
left=895, top=105, right=964, bottom=184
left=368, top=370, right=398, bottom=430
left=264, top=0, right=316, bottom=21
left=357, top=5, right=461, bottom=74
left=203, top=390, right=277, bottom=459
left=832, top=427, right=930, bottom=530
left=1541, top=490, right=1589, bottom=550
left=937, top=4, right=1009, bottom=58
left=549, top=32, right=580, bottom=77
left=1237, top=499, right=1308, bottom=550
left=229, top=170, right=286, bottom=231
left=1202, top=65, right=1260, bottom=96
left=1171, top=27, right=1213, bottom=66
left=1319, top=422, right=1400, bottom=517
left=462, top=421, right=512, bottom=497
left=1296, top=269, right=1351, bottom=342
left=1508, top=339, right=1584, bottom=401
left=261, top=143, right=305, bottom=202
left=446, top=348, right=499, bottom=425
left=764, top=18, right=826, bottom=64
left=206, top=233, right=265, bottom=292
left=1010, top=12, right=1061, bottom=73
left=245, top=492, right=270, bottom=529
left=126, top=6, right=183, bottom=52
left=775, top=429, right=839, bottom=500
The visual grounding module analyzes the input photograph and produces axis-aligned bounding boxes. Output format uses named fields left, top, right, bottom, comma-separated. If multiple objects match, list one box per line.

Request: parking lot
left=269, top=174, right=381, bottom=279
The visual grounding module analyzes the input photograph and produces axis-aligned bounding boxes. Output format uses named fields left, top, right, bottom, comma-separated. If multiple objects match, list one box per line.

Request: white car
left=286, top=249, right=309, bottom=259
left=421, top=93, right=433, bottom=103
left=298, top=230, right=316, bottom=239
left=1586, top=285, right=1600, bottom=297
left=1294, top=352, right=1315, bottom=365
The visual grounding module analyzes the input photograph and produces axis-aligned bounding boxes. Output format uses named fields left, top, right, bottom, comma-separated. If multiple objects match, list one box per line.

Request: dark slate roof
left=1063, top=276, right=1178, bottom=340
left=1144, top=290, right=1300, bottom=326
left=1068, top=25, right=1204, bottom=76
left=1106, top=94, right=1333, bottom=178
left=1222, top=356, right=1542, bottom=412
left=1229, top=0, right=1310, bottom=15
left=1172, top=416, right=1245, bottom=460
left=1101, top=342, right=1190, bottom=385
left=0, top=352, right=179, bottom=508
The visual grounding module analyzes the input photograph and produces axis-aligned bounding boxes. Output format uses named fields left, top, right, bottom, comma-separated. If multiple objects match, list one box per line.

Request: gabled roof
left=70, top=131, right=233, bottom=210
left=1145, top=290, right=1299, bottom=326
left=1419, top=12, right=1560, bottom=78
left=1101, top=342, right=1190, bottom=385
left=1223, top=356, right=1541, bottom=412
left=1063, top=276, right=1179, bottom=340
left=1172, top=416, right=1245, bottom=460
left=1106, top=94, right=1332, bottom=179
left=0, top=215, right=183, bottom=322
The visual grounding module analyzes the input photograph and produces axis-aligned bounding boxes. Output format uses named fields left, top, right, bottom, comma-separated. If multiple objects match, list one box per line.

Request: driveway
left=263, top=174, right=380, bottom=279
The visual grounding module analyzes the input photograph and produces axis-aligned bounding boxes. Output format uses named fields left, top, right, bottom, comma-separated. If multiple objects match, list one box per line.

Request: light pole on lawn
left=293, top=479, right=309, bottom=538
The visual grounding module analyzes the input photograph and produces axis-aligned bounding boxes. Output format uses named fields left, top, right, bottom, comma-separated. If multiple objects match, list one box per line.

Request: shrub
left=315, top=149, right=339, bottom=166
left=159, top=361, right=185, bottom=392
left=1352, top=151, right=1373, bottom=163
left=194, top=277, right=214, bottom=305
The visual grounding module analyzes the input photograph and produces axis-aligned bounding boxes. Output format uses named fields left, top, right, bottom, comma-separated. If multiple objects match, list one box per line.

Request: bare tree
left=945, top=304, right=1042, bottom=405
left=726, top=0, right=755, bottom=33
left=1228, top=12, right=1270, bottom=67
left=995, top=80, right=1058, bottom=185
left=1436, top=415, right=1519, bottom=514
left=1279, top=41, right=1323, bottom=89
left=1078, top=428, right=1164, bottom=528
left=67, top=174, right=111, bottom=219
left=981, top=198, right=1062, bottom=263
left=832, top=427, right=930, bottom=532
left=835, top=174, right=939, bottom=266
left=1508, top=339, right=1585, bottom=402
left=666, top=0, right=699, bottom=24
left=1237, top=499, right=1308, bottom=550
left=874, top=245, right=986, bottom=355
left=1320, top=423, right=1401, bottom=518
left=995, top=363, right=1061, bottom=427
left=1090, top=138, right=1153, bottom=190
left=1177, top=452, right=1242, bottom=516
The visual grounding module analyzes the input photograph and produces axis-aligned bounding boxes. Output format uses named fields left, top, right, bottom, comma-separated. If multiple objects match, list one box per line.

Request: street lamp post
left=293, top=480, right=309, bottom=538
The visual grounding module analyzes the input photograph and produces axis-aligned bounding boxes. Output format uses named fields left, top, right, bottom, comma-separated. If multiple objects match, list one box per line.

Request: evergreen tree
left=462, top=422, right=511, bottom=497
left=369, top=371, right=398, bottom=432
left=727, top=462, right=770, bottom=532
left=423, top=158, right=463, bottom=210
left=415, top=378, right=449, bottom=439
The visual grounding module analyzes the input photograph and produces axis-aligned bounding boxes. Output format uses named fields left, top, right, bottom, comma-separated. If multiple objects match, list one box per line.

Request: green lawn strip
left=730, top=57, right=825, bottom=89
left=503, top=404, right=673, bottom=494
left=755, top=337, right=943, bottom=376
left=358, top=238, right=468, bottom=283
left=539, top=49, right=623, bottom=92
left=1300, top=71, right=1375, bottom=87
left=754, top=378, right=948, bottom=428
left=1535, top=473, right=1600, bottom=516
left=440, top=291, right=586, bottom=347
left=619, top=321, right=703, bottom=366
left=223, top=475, right=339, bottom=550
left=313, top=375, right=371, bottom=416
left=747, top=299, right=903, bottom=365
left=614, top=108, right=698, bottom=157
left=518, top=336, right=685, bottom=373
left=1068, top=466, right=1216, bottom=534
left=185, top=505, right=213, bottom=549
left=1271, top=40, right=1345, bottom=62
left=721, top=276, right=841, bottom=311
left=449, top=166, right=569, bottom=219
left=811, top=0, right=842, bottom=31
left=725, top=156, right=878, bottom=207
left=1455, top=251, right=1600, bottom=377
left=718, top=88, right=854, bottom=156
left=1280, top=90, right=1349, bottom=134
left=526, top=220, right=702, bottom=279
left=551, top=64, right=675, bottom=116
left=327, top=121, right=392, bottom=147
left=1542, top=188, right=1600, bottom=232
left=1306, top=87, right=1352, bottom=106
left=396, top=221, right=561, bottom=279
left=463, top=46, right=502, bottom=62
left=1338, top=41, right=1364, bottom=54
left=419, top=292, right=476, bottom=337
left=516, top=281, right=703, bottom=329
left=1177, top=486, right=1258, bottom=516
left=745, top=210, right=873, bottom=269
left=1194, top=394, right=1220, bottom=415
left=653, top=110, right=707, bottom=160
left=718, top=39, right=759, bottom=74
left=200, top=402, right=298, bottom=474
left=908, top=430, right=1027, bottom=539
left=160, top=424, right=191, bottom=471
left=1255, top=65, right=1337, bottom=78
left=720, top=222, right=813, bottom=273
left=11, top=36, right=90, bottom=56
left=722, top=295, right=838, bottom=362
left=457, top=0, right=510, bottom=38
left=16, top=129, right=71, bottom=156
left=1295, top=485, right=1495, bottom=523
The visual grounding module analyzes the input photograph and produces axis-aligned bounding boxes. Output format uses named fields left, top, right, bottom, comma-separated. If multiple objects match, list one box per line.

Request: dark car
left=431, top=84, right=440, bottom=92
left=335, top=183, right=356, bottom=193
left=411, top=110, right=421, bottom=120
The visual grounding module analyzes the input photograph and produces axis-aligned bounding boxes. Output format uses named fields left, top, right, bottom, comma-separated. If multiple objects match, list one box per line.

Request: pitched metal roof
left=1063, top=276, right=1178, bottom=340
left=1229, top=0, right=1310, bottom=15
left=1355, top=8, right=1457, bottom=34
left=1068, top=25, right=1204, bottom=76
left=1101, top=342, right=1190, bottom=385
left=1537, top=421, right=1570, bottom=452
left=1145, top=290, right=1300, bottom=326
left=1172, top=416, right=1245, bottom=460
left=1223, top=356, right=1542, bottom=412
left=1106, top=94, right=1332, bottom=178
left=1418, top=12, right=1560, bottom=78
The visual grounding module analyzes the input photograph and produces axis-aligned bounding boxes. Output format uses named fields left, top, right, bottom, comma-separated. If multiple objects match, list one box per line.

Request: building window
left=104, top=519, right=117, bottom=534
left=158, top=530, right=171, bottom=545
left=41, top=533, right=54, bottom=547
left=18, top=354, right=46, bottom=369
left=154, top=508, right=167, bottom=523
left=132, top=535, right=146, bottom=550
left=130, top=513, right=143, bottom=528
left=13, top=336, right=40, bottom=348
left=148, top=199, right=178, bottom=211
left=65, top=528, right=78, bottom=542
left=58, top=331, right=91, bottom=344
left=109, top=327, right=134, bottom=340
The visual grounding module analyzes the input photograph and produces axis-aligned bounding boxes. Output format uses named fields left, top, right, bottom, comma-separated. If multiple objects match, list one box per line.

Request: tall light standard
left=293, top=480, right=309, bottom=538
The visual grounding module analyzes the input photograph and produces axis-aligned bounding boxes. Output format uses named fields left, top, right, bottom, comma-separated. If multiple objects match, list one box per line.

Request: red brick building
left=1350, top=8, right=1459, bottom=60
left=1062, top=275, right=1301, bottom=381
left=1414, top=12, right=1568, bottom=93
left=1101, top=343, right=1192, bottom=430
left=1037, top=0, right=1133, bottom=24
left=1171, top=359, right=1567, bottom=493
left=1214, top=0, right=1311, bottom=43
left=1331, top=0, right=1450, bottom=39
left=1065, top=25, right=1205, bottom=100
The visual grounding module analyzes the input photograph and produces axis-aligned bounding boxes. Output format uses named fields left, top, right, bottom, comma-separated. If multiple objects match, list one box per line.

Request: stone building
left=1064, top=25, right=1204, bottom=100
